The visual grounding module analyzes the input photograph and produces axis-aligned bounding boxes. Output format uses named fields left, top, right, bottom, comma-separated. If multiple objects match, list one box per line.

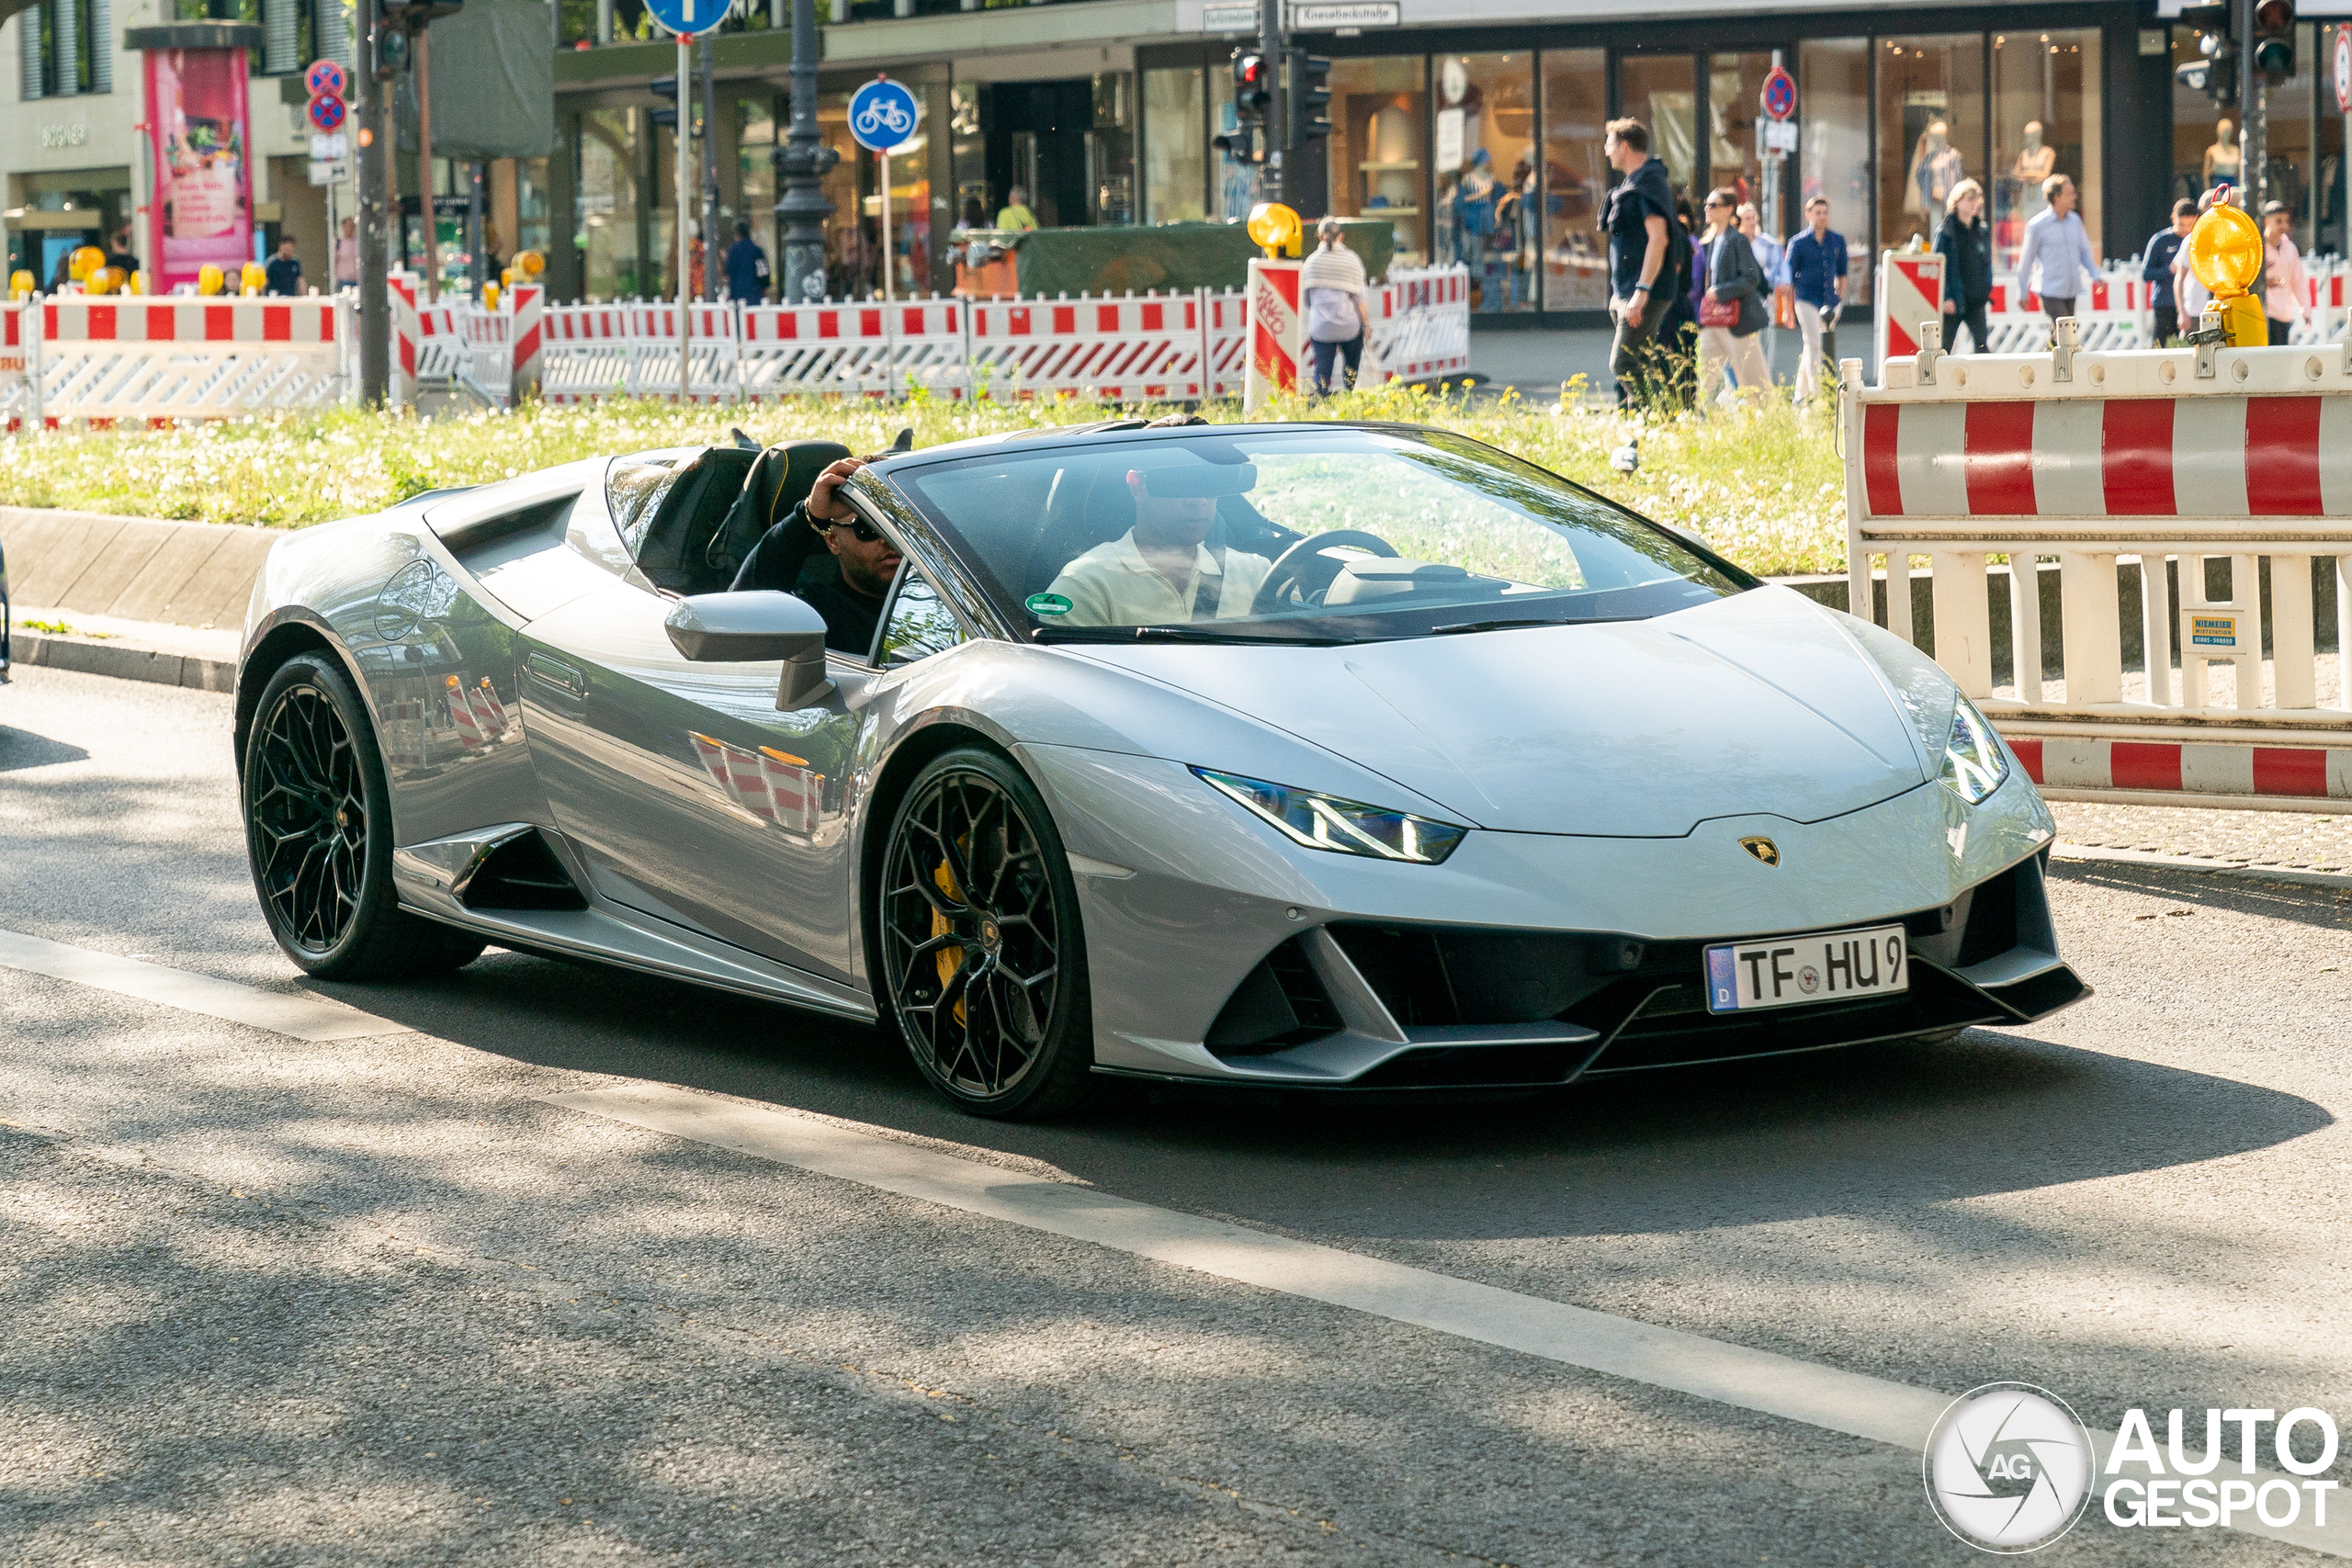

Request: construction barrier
left=1874, top=252, right=1945, bottom=366
left=0, top=293, right=349, bottom=428
left=1841, top=318, right=2352, bottom=808
left=1243, top=258, right=1304, bottom=410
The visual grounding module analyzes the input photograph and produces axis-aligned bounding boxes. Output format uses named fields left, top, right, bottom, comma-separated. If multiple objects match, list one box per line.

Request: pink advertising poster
left=145, top=46, right=254, bottom=290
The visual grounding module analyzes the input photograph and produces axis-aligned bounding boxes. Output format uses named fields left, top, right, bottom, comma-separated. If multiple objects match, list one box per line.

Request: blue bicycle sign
left=849, top=77, right=920, bottom=152
left=639, top=0, right=727, bottom=39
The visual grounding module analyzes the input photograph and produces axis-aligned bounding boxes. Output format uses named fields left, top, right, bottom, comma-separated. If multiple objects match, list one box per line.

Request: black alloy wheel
left=877, top=748, right=1093, bottom=1118
left=242, top=652, right=485, bottom=980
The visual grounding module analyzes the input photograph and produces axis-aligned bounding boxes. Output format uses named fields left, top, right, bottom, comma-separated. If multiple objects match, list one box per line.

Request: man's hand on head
left=806, top=456, right=870, bottom=524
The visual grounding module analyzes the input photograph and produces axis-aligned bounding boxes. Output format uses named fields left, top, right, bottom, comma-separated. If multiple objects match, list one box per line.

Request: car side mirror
left=663, top=591, right=835, bottom=711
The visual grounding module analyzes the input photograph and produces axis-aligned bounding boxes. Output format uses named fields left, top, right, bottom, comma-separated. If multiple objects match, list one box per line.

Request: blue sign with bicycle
left=639, top=0, right=725, bottom=39
left=849, top=77, right=920, bottom=152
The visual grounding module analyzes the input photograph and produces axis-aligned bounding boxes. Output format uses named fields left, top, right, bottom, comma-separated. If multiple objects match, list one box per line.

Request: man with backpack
left=1601, top=118, right=1681, bottom=407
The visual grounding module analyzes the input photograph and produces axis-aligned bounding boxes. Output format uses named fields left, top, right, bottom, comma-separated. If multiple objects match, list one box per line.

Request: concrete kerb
left=9, top=627, right=236, bottom=692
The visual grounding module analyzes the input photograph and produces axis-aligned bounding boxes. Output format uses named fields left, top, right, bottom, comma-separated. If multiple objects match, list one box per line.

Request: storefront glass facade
left=1432, top=52, right=1536, bottom=311
left=1325, top=55, right=1428, bottom=265
left=1540, top=49, right=1608, bottom=310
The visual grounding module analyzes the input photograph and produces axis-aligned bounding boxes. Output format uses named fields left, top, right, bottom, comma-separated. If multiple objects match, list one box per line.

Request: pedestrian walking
left=2017, top=175, right=2098, bottom=334
left=2142, top=198, right=2195, bottom=344
left=723, top=220, right=771, bottom=306
left=334, top=217, right=360, bottom=290
left=2261, top=200, right=2309, bottom=346
left=264, top=236, right=303, bottom=297
left=1600, top=117, right=1675, bottom=407
left=1785, top=196, right=1847, bottom=402
left=1300, top=216, right=1370, bottom=395
left=1695, top=188, right=1770, bottom=402
left=1935, top=178, right=1993, bottom=353
left=2173, top=186, right=2225, bottom=330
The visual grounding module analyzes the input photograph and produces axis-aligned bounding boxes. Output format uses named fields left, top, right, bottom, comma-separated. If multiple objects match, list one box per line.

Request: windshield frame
left=873, top=422, right=1760, bottom=646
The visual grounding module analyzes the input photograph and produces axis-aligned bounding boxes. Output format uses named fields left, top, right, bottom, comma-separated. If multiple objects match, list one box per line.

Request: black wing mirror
left=663, top=591, right=834, bottom=710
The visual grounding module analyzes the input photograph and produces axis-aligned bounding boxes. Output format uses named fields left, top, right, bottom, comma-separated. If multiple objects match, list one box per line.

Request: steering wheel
left=1250, top=530, right=1399, bottom=616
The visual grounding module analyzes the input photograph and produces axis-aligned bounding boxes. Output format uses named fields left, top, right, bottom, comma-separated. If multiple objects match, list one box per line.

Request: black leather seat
left=702, top=439, right=854, bottom=592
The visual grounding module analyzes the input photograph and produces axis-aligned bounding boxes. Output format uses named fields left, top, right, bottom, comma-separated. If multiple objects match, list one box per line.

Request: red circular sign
left=1761, top=65, right=1797, bottom=121
left=308, top=93, right=347, bottom=133
left=2335, top=24, right=2350, bottom=115
left=305, top=59, right=348, bottom=100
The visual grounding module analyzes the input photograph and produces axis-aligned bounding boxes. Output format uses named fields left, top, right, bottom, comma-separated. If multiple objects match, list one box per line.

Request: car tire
left=876, top=745, right=1095, bottom=1119
left=243, top=652, right=487, bottom=981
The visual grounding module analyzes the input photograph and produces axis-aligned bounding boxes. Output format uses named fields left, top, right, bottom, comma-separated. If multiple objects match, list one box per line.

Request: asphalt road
left=5, top=661, right=2351, bottom=1567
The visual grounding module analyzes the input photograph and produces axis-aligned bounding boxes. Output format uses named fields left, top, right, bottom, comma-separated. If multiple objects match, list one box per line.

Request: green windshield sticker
left=1025, top=592, right=1073, bottom=617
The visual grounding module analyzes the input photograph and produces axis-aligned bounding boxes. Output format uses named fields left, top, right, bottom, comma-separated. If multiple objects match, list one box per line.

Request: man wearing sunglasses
left=731, top=454, right=904, bottom=654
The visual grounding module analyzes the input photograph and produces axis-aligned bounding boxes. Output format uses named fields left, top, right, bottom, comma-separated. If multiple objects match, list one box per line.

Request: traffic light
left=2176, top=3, right=2239, bottom=106
left=1289, top=51, right=1331, bottom=146
left=650, top=74, right=680, bottom=131
left=379, top=0, right=463, bottom=23
left=2253, top=0, right=2295, bottom=80
left=1233, top=51, right=1272, bottom=122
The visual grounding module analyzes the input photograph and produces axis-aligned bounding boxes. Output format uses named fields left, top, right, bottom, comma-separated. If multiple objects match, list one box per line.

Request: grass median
left=0, top=380, right=1850, bottom=578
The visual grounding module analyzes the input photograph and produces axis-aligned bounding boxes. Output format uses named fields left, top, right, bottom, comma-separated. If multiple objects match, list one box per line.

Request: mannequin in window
left=2203, top=118, right=2241, bottom=190
left=1905, top=120, right=1966, bottom=228
left=2012, top=121, right=2055, bottom=186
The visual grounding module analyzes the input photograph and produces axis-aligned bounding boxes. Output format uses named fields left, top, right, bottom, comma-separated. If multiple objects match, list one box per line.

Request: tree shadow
left=0, top=726, right=91, bottom=773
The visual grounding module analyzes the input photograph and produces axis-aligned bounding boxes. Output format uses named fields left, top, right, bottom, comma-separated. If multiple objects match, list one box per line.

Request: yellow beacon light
left=1246, top=202, right=1301, bottom=260
left=2188, top=199, right=2263, bottom=299
left=197, top=263, right=225, bottom=296
left=68, top=244, right=105, bottom=283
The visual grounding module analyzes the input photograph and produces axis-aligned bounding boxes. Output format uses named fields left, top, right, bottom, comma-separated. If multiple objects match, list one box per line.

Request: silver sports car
left=235, top=418, right=2085, bottom=1117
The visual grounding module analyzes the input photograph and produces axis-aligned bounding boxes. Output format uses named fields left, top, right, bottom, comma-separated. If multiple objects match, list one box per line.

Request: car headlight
left=1192, top=767, right=1468, bottom=864
left=1939, top=695, right=2010, bottom=805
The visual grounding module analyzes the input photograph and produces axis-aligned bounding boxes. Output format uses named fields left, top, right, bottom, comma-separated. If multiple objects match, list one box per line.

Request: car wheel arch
left=234, top=614, right=363, bottom=780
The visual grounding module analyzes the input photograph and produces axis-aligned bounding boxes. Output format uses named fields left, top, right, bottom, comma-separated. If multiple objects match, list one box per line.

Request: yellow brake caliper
left=931, top=850, right=967, bottom=1026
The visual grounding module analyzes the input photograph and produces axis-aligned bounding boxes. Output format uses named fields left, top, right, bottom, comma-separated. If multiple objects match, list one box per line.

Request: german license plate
left=1702, top=923, right=1908, bottom=1014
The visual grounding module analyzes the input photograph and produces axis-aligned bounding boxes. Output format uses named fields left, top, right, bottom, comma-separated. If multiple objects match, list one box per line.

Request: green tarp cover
left=397, top=0, right=559, bottom=160
left=1005, top=219, right=1395, bottom=298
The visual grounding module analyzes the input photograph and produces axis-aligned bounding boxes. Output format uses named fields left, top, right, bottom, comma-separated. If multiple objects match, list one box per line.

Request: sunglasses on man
left=816, top=516, right=888, bottom=544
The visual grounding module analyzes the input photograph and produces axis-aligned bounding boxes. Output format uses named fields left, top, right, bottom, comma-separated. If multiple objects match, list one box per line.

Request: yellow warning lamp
left=483, top=280, right=501, bottom=310
left=2188, top=199, right=2268, bottom=348
left=9, top=269, right=33, bottom=300
left=67, top=244, right=105, bottom=284
left=86, top=266, right=124, bottom=296
left=512, top=248, right=545, bottom=278
left=197, top=263, right=225, bottom=297
left=1246, top=202, right=1302, bottom=260
left=127, top=269, right=145, bottom=296
left=240, top=260, right=266, bottom=296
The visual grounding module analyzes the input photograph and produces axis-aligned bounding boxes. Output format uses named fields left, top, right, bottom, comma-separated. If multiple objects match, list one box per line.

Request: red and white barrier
left=1873, top=251, right=1945, bottom=367
left=1842, top=326, right=2352, bottom=809
left=744, top=298, right=974, bottom=400
left=1244, top=259, right=1304, bottom=411
left=1362, top=266, right=1471, bottom=385
left=0, top=291, right=348, bottom=427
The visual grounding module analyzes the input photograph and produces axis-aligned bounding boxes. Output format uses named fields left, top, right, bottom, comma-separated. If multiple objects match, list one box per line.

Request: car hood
left=1068, top=586, right=1929, bottom=837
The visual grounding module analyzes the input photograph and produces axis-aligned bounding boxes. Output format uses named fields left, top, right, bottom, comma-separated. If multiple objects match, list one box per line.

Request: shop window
left=2254, top=23, right=2316, bottom=251
left=1327, top=56, right=1426, bottom=267
left=1878, top=34, right=1983, bottom=257
left=1618, top=54, right=1696, bottom=206
left=516, top=156, right=552, bottom=260
left=1089, top=72, right=1135, bottom=226
left=950, top=84, right=986, bottom=226
left=1539, top=48, right=1606, bottom=310
left=1433, top=53, right=1535, bottom=312
left=1143, top=65, right=1207, bottom=223
left=1992, top=28, right=2100, bottom=271
left=577, top=109, right=643, bottom=299
left=738, top=96, right=777, bottom=253
left=2169, top=28, right=2235, bottom=212
left=1708, top=53, right=1778, bottom=220
left=2323, top=26, right=2348, bottom=258
left=1799, top=36, right=1870, bottom=299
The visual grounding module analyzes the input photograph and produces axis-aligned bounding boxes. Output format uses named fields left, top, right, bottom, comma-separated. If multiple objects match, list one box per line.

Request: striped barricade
left=1361, top=265, right=1472, bottom=387
left=968, top=292, right=1222, bottom=402
left=16, top=294, right=346, bottom=426
left=1983, top=268, right=2150, bottom=355
left=0, top=301, right=29, bottom=428
left=741, top=299, right=973, bottom=400
left=539, top=301, right=639, bottom=402
left=1840, top=326, right=2352, bottom=808
left=628, top=301, right=742, bottom=402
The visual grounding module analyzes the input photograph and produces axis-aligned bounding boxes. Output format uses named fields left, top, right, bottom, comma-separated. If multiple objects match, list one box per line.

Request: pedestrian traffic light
left=1289, top=51, right=1331, bottom=146
left=650, top=74, right=682, bottom=132
left=1233, top=51, right=1272, bottom=122
left=2253, top=0, right=2295, bottom=80
left=2176, top=3, right=2239, bottom=106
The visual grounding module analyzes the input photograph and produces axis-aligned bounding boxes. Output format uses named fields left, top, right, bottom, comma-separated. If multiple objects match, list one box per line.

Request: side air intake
left=458, top=829, right=586, bottom=911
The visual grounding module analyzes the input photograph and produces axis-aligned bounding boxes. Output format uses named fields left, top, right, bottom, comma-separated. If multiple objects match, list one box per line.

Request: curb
left=2049, top=841, right=2352, bottom=896
left=9, top=629, right=236, bottom=693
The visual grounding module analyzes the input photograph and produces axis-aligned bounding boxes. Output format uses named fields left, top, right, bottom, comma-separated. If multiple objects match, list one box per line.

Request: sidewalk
left=1466, top=322, right=1885, bottom=399
left=7, top=608, right=238, bottom=691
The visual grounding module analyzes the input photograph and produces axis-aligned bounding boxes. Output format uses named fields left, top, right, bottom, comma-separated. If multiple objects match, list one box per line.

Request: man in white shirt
left=2016, top=175, right=2099, bottom=333
left=2260, top=200, right=2310, bottom=346
left=1046, top=465, right=1272, bottom=626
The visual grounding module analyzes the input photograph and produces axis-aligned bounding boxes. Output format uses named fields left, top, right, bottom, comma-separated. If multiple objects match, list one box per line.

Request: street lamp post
left=356, top=0, right=388, bottom=405
left=775, top=0, right=836, bottom=304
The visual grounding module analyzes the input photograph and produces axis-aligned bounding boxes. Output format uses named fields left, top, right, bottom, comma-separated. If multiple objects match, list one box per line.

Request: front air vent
left=1204, top=938, right=1342, bottom=1056
left=460, top=829, right=586, bottom=911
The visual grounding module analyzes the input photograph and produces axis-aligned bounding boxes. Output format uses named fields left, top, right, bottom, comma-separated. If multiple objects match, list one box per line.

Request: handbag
left=1699, top=292, right=1741, bottom=328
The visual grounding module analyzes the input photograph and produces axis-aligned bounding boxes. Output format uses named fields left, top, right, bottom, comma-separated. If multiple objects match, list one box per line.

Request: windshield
left=889, top=428, right=1750, bottom=644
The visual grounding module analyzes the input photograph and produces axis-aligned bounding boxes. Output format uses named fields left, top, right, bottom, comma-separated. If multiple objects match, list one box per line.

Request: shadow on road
left=0, top=725, right=92, bottom=773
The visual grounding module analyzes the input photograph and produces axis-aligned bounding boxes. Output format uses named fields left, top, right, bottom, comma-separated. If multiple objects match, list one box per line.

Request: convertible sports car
left=235, top=418, right=2086, bottom=1117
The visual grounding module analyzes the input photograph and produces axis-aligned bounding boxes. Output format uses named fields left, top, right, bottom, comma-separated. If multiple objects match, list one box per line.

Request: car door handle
left=526, top=651, right=587, bottom=698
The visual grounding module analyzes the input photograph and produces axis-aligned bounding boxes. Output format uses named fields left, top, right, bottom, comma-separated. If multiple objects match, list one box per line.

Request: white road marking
left=548, top=1081, right=2349, bottom=1560
left=0, top=927, right=413, bottom=1042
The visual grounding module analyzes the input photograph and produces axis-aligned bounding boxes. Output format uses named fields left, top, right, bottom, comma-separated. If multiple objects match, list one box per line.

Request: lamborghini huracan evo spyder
left=235, top=419, right=2085, bottom=1117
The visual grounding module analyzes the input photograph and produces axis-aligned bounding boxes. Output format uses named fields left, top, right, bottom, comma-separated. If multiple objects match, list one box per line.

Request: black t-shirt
left=797, top=576, right=885, bottom=658
left=1604, top=157, right=1674, bottom=300
left=730, top=501, right=887, bottom=655
left=265, top=254, right=302, bottom=296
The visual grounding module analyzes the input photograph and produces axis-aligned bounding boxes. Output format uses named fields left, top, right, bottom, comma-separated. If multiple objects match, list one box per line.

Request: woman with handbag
left=1696, top=188, right=1772, bottom=403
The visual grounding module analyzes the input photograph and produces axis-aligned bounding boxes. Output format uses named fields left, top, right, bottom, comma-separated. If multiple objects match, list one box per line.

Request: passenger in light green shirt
left=1046, top=467, right=1271, bottom=626
left=995, top=186, right=1039, bottom=232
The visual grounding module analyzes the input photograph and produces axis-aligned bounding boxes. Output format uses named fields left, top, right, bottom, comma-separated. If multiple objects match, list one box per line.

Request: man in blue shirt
left=2141, top=198, right=2195, bottom=344
left=2017, top=175, right=2099, bottom=335
left=723, top=221, right=770, bottom=306
left=1600, top=117, right=1674, bottom=406
left=1783, top=195, right=1846, bottom=402
left=263, top=237, right=302, bottom=297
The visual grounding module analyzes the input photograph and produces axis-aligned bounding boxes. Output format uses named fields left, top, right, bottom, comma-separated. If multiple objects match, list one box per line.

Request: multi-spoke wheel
left=242, top=652, right=485, bottom=980
left=877, top=748, right=1093, bottom=1118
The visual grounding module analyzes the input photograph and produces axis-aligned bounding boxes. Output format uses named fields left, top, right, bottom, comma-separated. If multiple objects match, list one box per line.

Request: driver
left=731, top=455, right=901, bottom=654
left=1046, top=463, right=1272, bottom=626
